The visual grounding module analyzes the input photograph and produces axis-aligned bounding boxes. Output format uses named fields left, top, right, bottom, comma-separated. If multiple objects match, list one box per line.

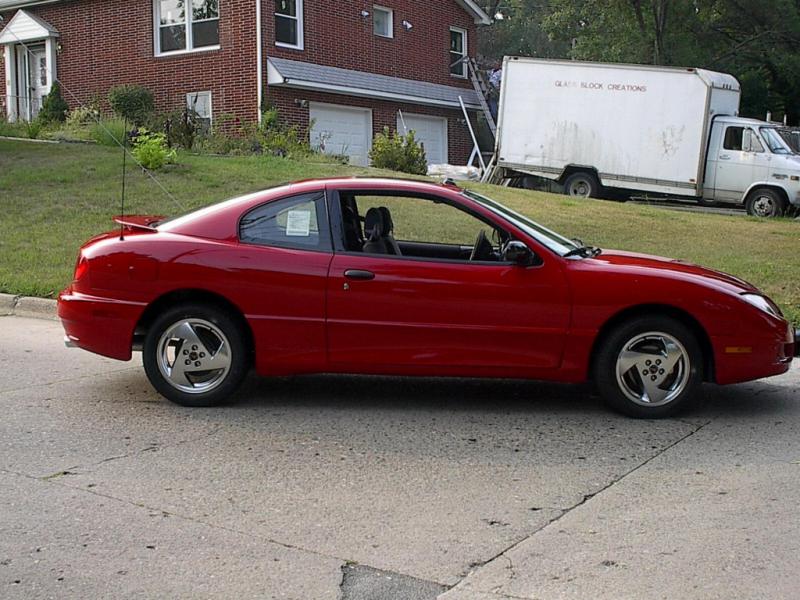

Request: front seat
left=362, top=207, right=401, bottom=255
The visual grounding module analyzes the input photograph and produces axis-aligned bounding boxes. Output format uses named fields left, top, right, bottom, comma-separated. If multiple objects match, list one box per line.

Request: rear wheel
left=563, top=172, right=600, bottom=198
left=594, top=316, right=703, bottom=418
left=143, top=303, right=248, bottom=407
left=746, top=188, right=785, bottom=218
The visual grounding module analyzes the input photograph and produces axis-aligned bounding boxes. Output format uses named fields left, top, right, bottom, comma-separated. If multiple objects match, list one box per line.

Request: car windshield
left=760, top=127, right=793, bottom=155
left=462, top=190, right=581, bottom=256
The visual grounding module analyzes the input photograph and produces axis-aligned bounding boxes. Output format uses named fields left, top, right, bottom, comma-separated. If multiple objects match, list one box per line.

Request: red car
left=59, top=178, right=798, bottom=418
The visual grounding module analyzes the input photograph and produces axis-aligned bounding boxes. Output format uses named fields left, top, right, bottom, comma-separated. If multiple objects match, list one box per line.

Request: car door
left=713, top=125, right=767, bottom=201
left=324, top=188, right=571, bottom=377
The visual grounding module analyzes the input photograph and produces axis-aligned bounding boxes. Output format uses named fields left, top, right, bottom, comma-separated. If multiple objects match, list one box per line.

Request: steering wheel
left=470, top=229, right=493, bottom=261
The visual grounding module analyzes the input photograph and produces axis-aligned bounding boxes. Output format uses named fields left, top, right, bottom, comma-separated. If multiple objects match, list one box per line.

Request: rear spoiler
left=112, top=215, right=164, bottom=231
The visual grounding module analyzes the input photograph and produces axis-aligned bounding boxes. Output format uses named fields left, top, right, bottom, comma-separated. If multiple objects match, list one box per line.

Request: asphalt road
left=1, top=315, right=798, bottom=599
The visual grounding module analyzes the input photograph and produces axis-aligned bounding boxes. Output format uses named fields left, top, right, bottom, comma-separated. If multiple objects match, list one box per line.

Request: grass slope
left=1, top=139, right=798, bottom=325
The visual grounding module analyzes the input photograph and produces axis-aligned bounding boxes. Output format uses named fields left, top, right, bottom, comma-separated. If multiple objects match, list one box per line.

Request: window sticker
left=285, top=210, right=312, bottom=237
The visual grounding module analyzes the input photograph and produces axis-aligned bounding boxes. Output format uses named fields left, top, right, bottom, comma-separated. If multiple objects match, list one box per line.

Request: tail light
left=73, top=255, right=89, bottom=283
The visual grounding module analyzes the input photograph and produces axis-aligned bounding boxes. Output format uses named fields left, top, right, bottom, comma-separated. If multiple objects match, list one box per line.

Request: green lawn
left=1, top=139, right=799, bottom=325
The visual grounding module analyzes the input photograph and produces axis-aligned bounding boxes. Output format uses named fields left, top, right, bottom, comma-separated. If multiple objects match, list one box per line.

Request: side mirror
left=503, top=241, right=535, bottom=266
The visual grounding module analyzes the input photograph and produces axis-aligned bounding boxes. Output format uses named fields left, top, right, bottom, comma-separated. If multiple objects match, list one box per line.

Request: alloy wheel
left=615, top=331, right=690, bottom=407
left=156, top=318, right=232, bottom=394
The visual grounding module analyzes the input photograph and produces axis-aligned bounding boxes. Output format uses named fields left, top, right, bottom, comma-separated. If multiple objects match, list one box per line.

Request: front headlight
left=740, top=293, right=782, bottom=317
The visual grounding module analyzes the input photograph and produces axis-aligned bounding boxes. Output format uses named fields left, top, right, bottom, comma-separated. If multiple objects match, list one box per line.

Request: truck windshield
left=760, top=127, right=793, bottom=154
left=462, top=190, right=581, bottom=256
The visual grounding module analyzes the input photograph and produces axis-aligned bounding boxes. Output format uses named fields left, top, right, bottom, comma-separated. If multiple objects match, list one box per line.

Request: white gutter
left=255, top=0, right=262, bottom=123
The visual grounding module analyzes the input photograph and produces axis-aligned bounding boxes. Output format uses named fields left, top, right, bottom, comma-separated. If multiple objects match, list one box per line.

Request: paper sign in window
left=285, top=210, right=312, bottom=237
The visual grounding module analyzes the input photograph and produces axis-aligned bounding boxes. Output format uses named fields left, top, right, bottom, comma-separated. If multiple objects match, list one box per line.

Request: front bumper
left=795, top=328, right=800, bottom=357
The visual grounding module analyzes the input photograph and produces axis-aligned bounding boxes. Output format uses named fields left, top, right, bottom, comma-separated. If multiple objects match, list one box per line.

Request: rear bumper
left=58, top=289, right=145, bottom=361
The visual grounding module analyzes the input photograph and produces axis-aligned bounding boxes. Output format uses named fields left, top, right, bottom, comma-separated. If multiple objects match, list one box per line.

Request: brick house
left=0, top=1, right=490, bottom=165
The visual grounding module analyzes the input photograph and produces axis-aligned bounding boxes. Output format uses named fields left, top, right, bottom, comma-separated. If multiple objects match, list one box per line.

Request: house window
left=373, top=6, right=393, bottom=38
left=156, top=0, right=219, bottom=55
left=187, top=91, right=212, bottom=130
left=449, top=27, right=467, bottom=78
left=275, top=0, right=304, bottom=49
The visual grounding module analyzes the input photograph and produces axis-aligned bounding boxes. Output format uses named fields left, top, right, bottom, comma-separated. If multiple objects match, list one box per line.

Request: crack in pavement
left=1, top=466, right=350, bottom=568
left=450, top=418, right=713, bottom=596
left=0, top=366, right=141, bottom=396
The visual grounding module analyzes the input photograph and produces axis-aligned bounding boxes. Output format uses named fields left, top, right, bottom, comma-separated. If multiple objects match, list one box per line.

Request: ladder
left=461, top=57, right=497, bottom=136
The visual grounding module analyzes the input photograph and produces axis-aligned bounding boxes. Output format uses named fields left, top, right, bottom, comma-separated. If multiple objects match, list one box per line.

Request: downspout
left=256, top=0, right=263, bottom=123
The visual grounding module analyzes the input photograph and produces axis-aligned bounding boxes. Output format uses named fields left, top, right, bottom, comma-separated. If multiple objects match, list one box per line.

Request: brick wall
left=1, top=0, right=258, bottom=121
left=264, top=0, right=478, bottom=89
left=269, top=87, right=477, bottom=165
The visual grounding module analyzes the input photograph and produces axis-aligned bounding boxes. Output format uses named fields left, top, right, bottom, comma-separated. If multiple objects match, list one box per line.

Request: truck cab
left=705, top=116, right=800, bottom=217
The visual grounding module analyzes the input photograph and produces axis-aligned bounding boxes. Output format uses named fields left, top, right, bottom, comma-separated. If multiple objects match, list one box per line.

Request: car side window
left=240, top=192, right=330, bottom=251
left=723, top=126, right=744, bottom=151
left=337, top=192, right=512, bottom=263
left=743, top=128, right=764, bottom=153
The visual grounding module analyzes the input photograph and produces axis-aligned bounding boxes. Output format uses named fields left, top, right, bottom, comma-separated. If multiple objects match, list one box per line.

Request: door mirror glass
left=503, top=241, right=535, bottom=266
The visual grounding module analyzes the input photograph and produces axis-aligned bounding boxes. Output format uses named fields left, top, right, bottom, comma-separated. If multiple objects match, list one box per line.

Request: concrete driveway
left=1, top=315, right=798, bottom=599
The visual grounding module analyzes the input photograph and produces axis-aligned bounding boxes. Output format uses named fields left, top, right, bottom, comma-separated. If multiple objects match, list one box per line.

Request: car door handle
left=344, top=269, right=375, bottom=281
left=719, top=154, right=731, bottom=160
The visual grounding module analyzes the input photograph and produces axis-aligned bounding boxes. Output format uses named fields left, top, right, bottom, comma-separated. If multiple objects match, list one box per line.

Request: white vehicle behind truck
left=493, top=57, right=800, bottom=217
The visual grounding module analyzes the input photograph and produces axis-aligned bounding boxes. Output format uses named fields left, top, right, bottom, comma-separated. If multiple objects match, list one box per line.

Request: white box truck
left=493, top=57, right=800, bottom=217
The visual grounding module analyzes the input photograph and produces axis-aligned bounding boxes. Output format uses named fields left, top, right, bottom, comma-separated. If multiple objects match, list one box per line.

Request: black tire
left=142, top=303, right=249, bottom=407
left=745, top=188, right=786, bottom=218
left=593, top=316, right=703, bottom=419
left=563, top=172, right=601, bottom=198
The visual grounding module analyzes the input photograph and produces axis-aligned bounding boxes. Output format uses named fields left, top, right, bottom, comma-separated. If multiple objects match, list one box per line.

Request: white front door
left=29, top=46, right=48, bottom=119
left=309, top=103, right=372, bottom=167
left=397, top=113, right=448, bottom=165
left=14, top=44, right=47, bottom=120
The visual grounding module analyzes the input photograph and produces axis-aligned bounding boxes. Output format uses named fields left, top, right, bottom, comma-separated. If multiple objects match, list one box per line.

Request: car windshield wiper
left=564, top=245, right=602, bottom=258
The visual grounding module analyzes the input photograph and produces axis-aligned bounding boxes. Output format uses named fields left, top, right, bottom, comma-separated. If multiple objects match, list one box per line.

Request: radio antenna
left=120, top=118, right=127, bottom=241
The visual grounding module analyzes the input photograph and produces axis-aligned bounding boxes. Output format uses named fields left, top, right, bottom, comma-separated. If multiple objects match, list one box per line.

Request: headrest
left=378, top=207, right=394, bottom=233
left=364, top=207, right=387, bottom=240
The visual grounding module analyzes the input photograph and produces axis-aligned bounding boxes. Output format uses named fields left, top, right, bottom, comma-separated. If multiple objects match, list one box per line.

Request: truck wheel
left=564, top=172, right=600, bottom=198
left=142, top=303, right=249, bottom=407
left=746, top=189, right=786, bottom=218
left=593, top=316, right=703, bottom=419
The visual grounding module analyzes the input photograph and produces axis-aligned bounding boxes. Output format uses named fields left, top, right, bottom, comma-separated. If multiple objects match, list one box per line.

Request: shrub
left=159, top=107, right=201, bottom=149
left=38, top=82, right=69, bottom=124
left=369, top=127, right=428, bottom=175
left=108, top=84, right=154, bottom=125
left=66, top=104, right=101, bottom=128
left=25, top=120, right=42, bottom=139
left=89, top=118, right=129, bottom=147
left=131, top=129, right=176, bottom=170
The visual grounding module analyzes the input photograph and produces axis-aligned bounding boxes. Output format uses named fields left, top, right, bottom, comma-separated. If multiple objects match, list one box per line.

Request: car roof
left=159, top=177, right=464, bottom=240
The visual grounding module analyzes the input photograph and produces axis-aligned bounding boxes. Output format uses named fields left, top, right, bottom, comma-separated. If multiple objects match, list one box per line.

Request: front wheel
left=746, top=188, right=785, bottom=218
left=143, top=303, right=249, bottom=407
left=594, top=316, right=703, bottom=418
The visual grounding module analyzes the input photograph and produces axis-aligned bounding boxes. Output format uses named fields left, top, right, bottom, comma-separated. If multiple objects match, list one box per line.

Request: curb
left=0, top=294, right=58, bottom=321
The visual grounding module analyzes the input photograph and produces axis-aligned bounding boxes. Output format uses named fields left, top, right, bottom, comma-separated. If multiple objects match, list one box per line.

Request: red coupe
left=59, top=178, right=798, bottom=418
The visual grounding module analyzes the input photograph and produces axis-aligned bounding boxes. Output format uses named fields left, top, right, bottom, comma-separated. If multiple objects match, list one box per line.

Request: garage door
left=309, top=103, right=372, bottom=167
left=397, top=113, right=448, bottom=165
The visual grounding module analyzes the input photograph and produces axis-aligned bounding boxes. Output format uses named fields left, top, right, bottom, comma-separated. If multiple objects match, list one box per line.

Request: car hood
left=590, top=250, right=758, bottom=292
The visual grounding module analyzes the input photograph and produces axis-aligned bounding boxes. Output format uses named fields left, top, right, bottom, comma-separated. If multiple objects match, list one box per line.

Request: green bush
left=158, top=108, right=201, bottom=149
left=108, top=84, right=154, bottom=125
left=89, top=118, right=128, bottom=147
left=369, top=127, right=428, bottom=175
left=132, top=129, right=176, bottom=170
left=25, top=120, right=42, bottom=139
left=66, top=104, right=101, bottom=128
left=38, top=82, right=69, bottom=124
